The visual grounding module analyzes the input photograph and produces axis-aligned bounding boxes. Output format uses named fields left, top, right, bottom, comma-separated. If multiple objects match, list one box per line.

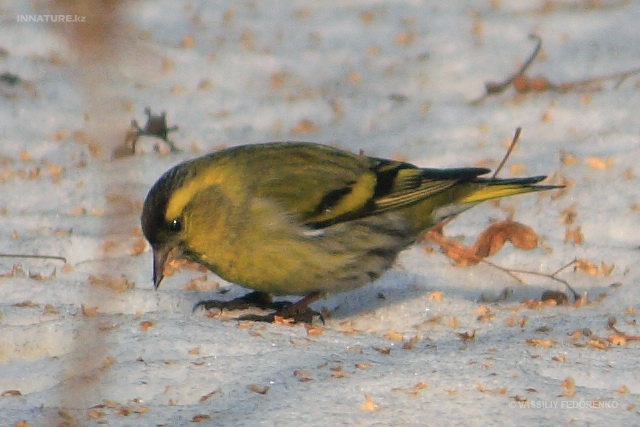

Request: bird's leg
left=193, top=291, right=277, bottom=312
left=238, top=292, right=323, bottom=324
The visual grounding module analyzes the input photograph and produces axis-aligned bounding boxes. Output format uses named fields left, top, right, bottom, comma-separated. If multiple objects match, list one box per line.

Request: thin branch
left=558, top=66, right=640, bottom=92
left=472, top=34, right=542, bottom=104
left=0, top=253, right=67, bottom=262
left=492, top=127, right=522, bottom=178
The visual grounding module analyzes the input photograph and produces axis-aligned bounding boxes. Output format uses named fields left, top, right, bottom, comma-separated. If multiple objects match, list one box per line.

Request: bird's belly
left=219, top=214, right=414, bottom=296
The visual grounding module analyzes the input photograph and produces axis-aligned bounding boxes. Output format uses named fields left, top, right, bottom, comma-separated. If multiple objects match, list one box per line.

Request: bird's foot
left=193, top=291, right=277, bottom=312
left=194, top=291, right=324, bottom=324
left=238, top=303, right=322, bottom=324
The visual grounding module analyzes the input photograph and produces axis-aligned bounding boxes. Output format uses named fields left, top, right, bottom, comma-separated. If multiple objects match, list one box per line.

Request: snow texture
left=1, top=1, right=639, bottom=426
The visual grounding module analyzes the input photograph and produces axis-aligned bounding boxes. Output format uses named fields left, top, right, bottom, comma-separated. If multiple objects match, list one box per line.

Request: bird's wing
left=244, top=143, right=489, bottom=228
left=302, top=158, right=490, bottom=228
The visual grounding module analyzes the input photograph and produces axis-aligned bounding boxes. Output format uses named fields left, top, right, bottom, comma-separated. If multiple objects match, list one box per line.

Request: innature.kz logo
left=16, top=15, right=86, bottom=23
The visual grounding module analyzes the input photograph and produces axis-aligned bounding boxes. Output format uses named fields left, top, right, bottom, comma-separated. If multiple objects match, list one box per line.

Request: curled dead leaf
left=425, top=220, right=539, bottom=266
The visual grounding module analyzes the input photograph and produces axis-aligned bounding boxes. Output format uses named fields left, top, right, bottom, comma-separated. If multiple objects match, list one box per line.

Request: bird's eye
left=168, top=218, right=182, bottom=232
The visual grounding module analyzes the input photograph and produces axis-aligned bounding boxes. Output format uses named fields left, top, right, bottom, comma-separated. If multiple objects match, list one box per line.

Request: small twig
left=425, top=226, right=580, bottom=300
left=607, top=316, right=640, bottom=341
left=472, top=34, right=542, bottom=104
left=0, top=253, right=67, bottom=262
left=472, top=34, right=640, bottom=103
left=476, top=257, right=526, bottom=284
left=501, top=261, right=580, bottom=302
left=475, top=254, right=578, bottom=300
left=557, top=66, right=640, bottom=92
left=550, top=258, right=578, bottom=277
left=492, top=127, right=522, bottom=178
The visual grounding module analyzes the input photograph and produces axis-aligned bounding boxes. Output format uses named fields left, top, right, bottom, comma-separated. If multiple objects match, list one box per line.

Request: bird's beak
left=152, top=245, right=171, bottom=290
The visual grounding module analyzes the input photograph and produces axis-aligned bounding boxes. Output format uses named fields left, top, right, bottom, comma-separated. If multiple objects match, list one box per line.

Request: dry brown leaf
left=140, top=320, right=155, bottom=331
left=192, top=415, right=211, bottom=422
left=42, top=304, right=59, bottom=315
left=457, top=330, right=476, bottom=341
left=247, top=384, right=269, bottom=395
left=361, top=395, right=380, bottom=411
left=564, top=225, right=584, bottom=245
left=330, top=366, right=348, bottom=379
left=181, top=35, right=195, bottom=49
left=100, top=357, right=116, bottom=371
left=560, top=150, right=579, bottom=166
left=347, top=72, right=363, bottom=84
left=587, top=337, right=610, bottom=349
left=373, top=346, right=391, bottom=355
left=199, top=389, right=222, bottom=403
left=600, top=261, right=615, bottom=276
left=608, top=333, right=627, bottom=346
left=14, top=301, right=38, bottom=308
left=475, top=305, right=491, bottom=315
left=383, top=331, right=404, bottom=342
left=89, top=274, right=134, bottom=293
left=575, top=258, right=598, bottom=275
left=425, top=220, right=539, bottom=266
left=403, top=336, right=419, bottom=350
left=423, top=225, right=480, bottom=266
left=585, top=156, right=614, bottom=170
left=394, top=32, right=415, bottom=45
left=562, top=377, right=576, bottom=397
left=525, top=338, right=556, bottom=347
left=411, top=382, right=428, bottom=392
left=82, top=304, right=99, bottom=317
left=361, top=11, right=375, bottom=23
left=67, top=206, right=87, bottom=216
left=183, top=275, right=217, bottom=291
left=427, top=291, right=444, bottom=302
left=474, top=220, right=539, bottom=257
left=477, top=311, right=495, bottom=322
left=87, top=408, right=105, bottom=419
left=560, top=205, right=578, bottom=225
left=293, top=370, right=313, bottom=380
left=131, top=238, right=147, bottom=255
left=305, top=324, right=324, bottom=336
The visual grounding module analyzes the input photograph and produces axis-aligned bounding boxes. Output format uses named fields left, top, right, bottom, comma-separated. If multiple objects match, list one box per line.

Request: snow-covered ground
left=1, top=1, right=639, bottom=425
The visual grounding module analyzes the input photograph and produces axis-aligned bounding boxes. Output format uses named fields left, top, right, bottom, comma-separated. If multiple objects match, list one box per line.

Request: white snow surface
left=1, top=1, right=640, bottom=426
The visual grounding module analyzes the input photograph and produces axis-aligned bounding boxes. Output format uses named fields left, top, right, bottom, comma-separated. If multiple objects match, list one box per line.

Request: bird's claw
left=194, top=291, right=324, bottom=324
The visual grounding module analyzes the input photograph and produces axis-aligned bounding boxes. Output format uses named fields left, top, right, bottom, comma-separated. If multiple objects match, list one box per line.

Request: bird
left=141, top=141, right=560, bottom=322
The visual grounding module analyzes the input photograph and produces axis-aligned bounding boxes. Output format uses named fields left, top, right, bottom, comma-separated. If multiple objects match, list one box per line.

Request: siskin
left=142, top=142, right=560, bottom=321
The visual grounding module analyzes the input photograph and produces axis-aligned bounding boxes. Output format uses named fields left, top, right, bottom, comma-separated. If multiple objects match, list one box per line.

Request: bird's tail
left=459, top=176, right=561, bottom=204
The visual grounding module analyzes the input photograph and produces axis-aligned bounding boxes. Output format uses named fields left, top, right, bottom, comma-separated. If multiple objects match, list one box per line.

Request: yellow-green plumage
left=141, top=142, right=558, bottom=300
